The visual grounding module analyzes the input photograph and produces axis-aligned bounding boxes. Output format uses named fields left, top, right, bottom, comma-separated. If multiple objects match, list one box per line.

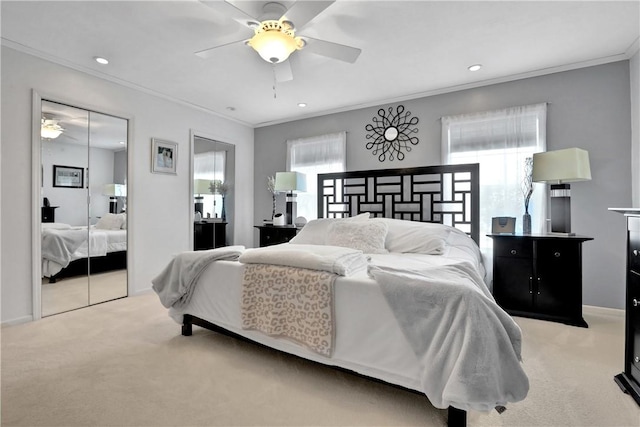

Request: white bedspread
left=368, top=261, right=529, bottom=412
left=164, top=248, right=529, bottom=414
left=152, top=246, right=245, bottom=309
left=41, top=226, right=127, bottom=277
left=41, top=228, right=87, bottom=268
left=238, top=243, right=367, bottom=276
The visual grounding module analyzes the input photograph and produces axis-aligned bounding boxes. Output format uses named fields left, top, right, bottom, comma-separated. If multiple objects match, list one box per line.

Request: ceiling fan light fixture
left=247, top=20, right=303, bottom=63
left=41, top=119, right=63, bottom=139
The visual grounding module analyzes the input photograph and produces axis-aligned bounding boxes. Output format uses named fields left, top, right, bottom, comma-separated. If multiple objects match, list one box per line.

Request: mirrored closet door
left=39, top=100, right=128, bottom=316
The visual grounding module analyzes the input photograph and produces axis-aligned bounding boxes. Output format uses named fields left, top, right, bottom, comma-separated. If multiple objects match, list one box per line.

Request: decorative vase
left=522, top=212, right=532, bottom=234
left=221, top=196, right=226, bottom=222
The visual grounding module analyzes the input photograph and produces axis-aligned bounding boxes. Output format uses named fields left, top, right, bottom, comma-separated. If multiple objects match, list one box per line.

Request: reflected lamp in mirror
left=274, top=171, right=306, bottom=225
left=193, top=179, right=211, bottom=216
left=532, top=148, right=591, bottom=234
left=103, top=184, right=126, bottom=214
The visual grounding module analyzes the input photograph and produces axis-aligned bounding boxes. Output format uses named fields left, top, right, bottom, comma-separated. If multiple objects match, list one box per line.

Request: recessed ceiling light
left=298, top=103, right=307, bottom=108
left=94, top=56, right=109, bottom=65
left=468, top=64, right=482, bottom=72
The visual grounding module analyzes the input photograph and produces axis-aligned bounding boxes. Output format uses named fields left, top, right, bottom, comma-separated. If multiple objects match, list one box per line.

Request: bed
left=152, top=164, right=529, bottom=427
left=42, top=213, right=127, bottom=283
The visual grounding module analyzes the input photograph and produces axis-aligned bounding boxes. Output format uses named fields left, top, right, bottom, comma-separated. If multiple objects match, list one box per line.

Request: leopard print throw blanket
left=241, top=264, right=336, bottom=357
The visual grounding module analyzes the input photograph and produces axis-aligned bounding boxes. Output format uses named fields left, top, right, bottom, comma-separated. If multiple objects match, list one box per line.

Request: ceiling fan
left=196, top=0, right=361, bottom=82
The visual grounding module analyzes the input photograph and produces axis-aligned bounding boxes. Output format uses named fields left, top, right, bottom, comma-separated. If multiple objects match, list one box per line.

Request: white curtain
left=287, top=132, right=346, bottom=220
left=441, top=103, right=547, bottom=284
left=194, top=151, right=226, bottom=219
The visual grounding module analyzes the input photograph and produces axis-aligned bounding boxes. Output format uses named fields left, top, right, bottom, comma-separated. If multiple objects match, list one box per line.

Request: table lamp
left=532, top=148, right=591, bottom=234
left=103, top=184, right=126, bottom=214
left=274, top=171, right=306, bottom=225
left=193, top=179, right=211, bottom=216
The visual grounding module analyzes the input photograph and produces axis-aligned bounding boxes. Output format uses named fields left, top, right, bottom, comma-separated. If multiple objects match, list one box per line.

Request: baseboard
left=1, top=315, right=34, bottom=327
left=583, top=304, right=624, bottom=318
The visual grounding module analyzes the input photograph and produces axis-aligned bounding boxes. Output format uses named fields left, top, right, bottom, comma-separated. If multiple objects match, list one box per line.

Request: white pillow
left=289, top=213, right=371, bottom=245
left=95, top=213, right=124, bottom=230
left=371, top=218, right=452, bottom=255
left=327, top=220, right=389, bottom=254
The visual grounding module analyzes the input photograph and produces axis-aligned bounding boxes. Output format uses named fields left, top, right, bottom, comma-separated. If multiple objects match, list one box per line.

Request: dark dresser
left=254, top=225, right=298, bottom=247
left=610, top=208, right=640, bottom=406
left=488, top=233, right=593, bottom=327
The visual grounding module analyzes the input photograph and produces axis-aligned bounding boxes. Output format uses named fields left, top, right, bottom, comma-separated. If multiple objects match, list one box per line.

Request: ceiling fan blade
left=282, top=1, right=335, bottom=29
left=302, top=37, right=361, bottom=63
left=200, top=0, right=258, bottom=22
left=273, top=60, right=294, bottom=83
left=195, top=39, right=247, bottom=59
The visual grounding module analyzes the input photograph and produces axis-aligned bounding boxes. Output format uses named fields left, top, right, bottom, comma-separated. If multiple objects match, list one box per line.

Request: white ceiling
left=2, top=1, right=639, bottom=128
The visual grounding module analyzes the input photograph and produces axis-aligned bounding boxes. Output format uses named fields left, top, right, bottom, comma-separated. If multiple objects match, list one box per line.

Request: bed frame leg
left=182, top=314, right=193, bottom=336
left=447, top=406, right=466, bottom=427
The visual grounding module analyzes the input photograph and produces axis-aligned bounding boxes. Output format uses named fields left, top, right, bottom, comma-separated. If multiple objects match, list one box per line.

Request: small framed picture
left=151, top=138, right=178, bottom=175
left=53, top=165, right=84, bottom=188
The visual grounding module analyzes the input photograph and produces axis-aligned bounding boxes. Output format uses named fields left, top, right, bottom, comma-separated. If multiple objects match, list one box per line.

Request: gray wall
left=255, top=61, right=633, bottom=310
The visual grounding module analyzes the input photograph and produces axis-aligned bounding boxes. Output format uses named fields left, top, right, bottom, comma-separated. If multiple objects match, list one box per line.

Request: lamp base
left=109, top=197, right=118, bottom=214
left=285, top=192, right=297, bottom=225
left=550, top=183, right=571, bottom=234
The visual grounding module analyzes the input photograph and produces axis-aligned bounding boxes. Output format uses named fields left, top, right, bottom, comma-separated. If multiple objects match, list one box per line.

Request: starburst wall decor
left=365, top=105, right=419, bottom=162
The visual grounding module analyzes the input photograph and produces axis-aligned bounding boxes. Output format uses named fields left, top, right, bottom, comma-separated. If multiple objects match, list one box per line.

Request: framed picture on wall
left=53, top=165, right=84, bottom=188
left=151, top=138, right=178, bottom=175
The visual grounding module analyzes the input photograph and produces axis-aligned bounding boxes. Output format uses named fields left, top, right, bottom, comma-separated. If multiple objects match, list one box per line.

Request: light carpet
left=2, top=292, right=639, bottom=426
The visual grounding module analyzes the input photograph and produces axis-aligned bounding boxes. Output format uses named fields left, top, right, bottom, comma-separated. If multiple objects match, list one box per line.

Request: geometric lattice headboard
left=317, top=163, right=480, bottom=244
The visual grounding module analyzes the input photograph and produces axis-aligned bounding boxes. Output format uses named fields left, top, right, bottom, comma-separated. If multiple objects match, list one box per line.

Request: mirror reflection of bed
left=39, top=99, right=128, bottom=317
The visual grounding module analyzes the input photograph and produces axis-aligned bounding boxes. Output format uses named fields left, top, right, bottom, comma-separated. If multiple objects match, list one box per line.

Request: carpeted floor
left=2, top=292, right=639, bottom=426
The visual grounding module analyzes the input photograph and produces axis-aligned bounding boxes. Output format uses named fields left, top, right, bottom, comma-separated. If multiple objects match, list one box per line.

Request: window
left=441, top=103, right=547, bottom=280
left=287, top=132, right=346, bottom=220
left=194, top=150, right=226, bottom=219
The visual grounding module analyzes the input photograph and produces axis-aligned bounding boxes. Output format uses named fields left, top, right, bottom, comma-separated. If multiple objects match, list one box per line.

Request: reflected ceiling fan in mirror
left=196, top=0, right=361, bottom=82
left=41, top=118, right=64, bottom=139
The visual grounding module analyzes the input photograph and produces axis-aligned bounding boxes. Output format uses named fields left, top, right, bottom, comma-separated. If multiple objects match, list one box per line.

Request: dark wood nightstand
left=194, top=221, right=226, bottom=250
left=488, top=233, right=593, bottom=327
left=254, top=225, right=298, bottom=247
left=41, top=206, right=59, bottom=223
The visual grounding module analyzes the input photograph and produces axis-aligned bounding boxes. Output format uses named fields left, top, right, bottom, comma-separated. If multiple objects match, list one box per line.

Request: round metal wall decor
left=365, top=105, right=419, bottom=162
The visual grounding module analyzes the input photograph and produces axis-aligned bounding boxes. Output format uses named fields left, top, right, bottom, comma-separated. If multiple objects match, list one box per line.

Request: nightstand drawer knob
left=635, top=356, right=640, bottom=364
left=633, top=298, right=639, bottom=307
left=510, top=249, right=517, bottom=255
left=634, top=249, right=639, bottom=257
left=554, top=251, right=561, bottom=258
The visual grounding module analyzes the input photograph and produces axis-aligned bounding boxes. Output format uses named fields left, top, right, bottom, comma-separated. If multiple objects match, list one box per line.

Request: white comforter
left=164, top=244, right=529, bottom=413
left=41, top=225, right=127, bottom=277
left=369, top=260, right=528, bottom=411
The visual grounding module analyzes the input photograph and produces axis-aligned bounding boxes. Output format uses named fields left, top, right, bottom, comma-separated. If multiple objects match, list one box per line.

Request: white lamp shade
left=274, top=171, right=306, bottom=192
left=532, top=148, right=592, bottom=184
left=194, top=179, right=211, bottom=195
left=103, top=183, right=126, bottom=197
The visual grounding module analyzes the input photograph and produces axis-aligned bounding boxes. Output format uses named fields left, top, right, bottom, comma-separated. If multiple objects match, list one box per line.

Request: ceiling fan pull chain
left=272, top=65, right=277, bottom=99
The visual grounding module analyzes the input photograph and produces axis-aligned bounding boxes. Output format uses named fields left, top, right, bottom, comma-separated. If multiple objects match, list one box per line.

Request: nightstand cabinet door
left=493, top=239, right=534, bottom=312
left=535, top=240, right=581, bottom=318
